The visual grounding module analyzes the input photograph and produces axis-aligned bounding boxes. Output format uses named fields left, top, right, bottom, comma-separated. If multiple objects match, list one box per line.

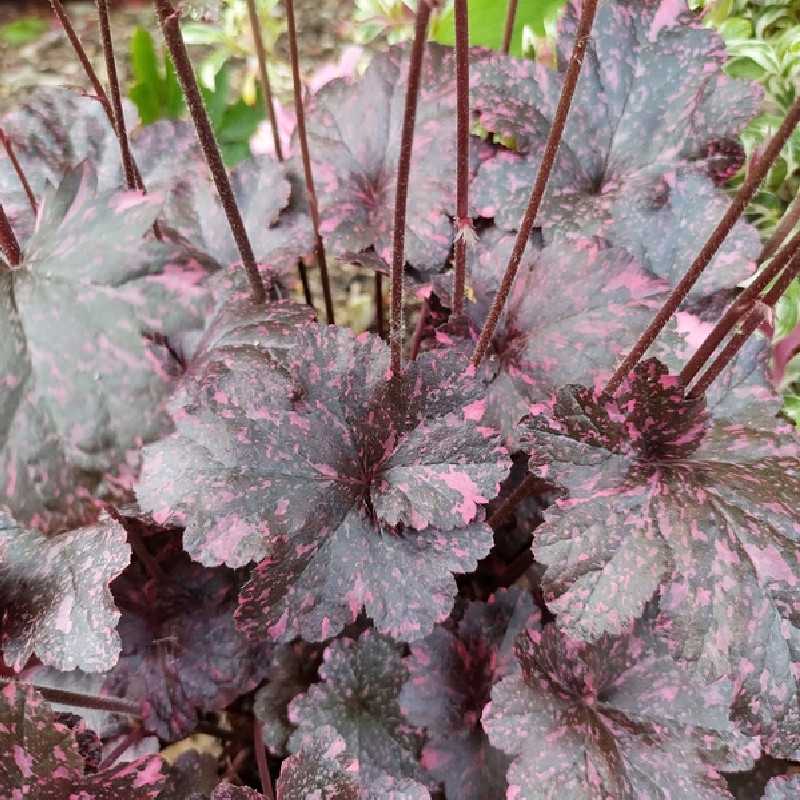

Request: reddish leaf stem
left=375, top=272, right=385, bottom=338
left=246, top=0, right=283, bottom=162
left=0, top=205, right=21, bottom=267
left=502, top=0, right=518, bottom=54
left=680, top=227, right=800, bottom=386
left=487, top=473, right=541, bottom=529
left=285, top=0, right=334, bottom=323
left=471, top=0, right=598, bottom=367
left=409, top=298, right=430, bottom=361
left=297, top=258, right=314, bottom=308
left=254, top=716, right=275, bottom=800
left=760, top=192, right=800, bottom=264
left=154, top=0, right=267, bottom=305
left=96, top=0, right=137, bottom=192
left=689, top=248, right=800, bottom=398
left=0, top=131, right=37, bottom=215
left=452, top=0, right=470, bottom=317
left=0, top=678, right=142, bottom=717
left=390, top=0, right=432, bottom=374
left=98, top=724, right=143, bottom=770
left=605, top=94, right=800, bottom=396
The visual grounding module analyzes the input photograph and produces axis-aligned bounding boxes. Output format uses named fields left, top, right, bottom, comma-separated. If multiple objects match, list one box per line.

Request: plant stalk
left=0, top=205, right=21, bottom=267
left=452, top=0, right=470, bottom=318
left=0, top=678, right=142, bottom=717
left=97, top=724, right=143, bottom=770
left=605, top=94, right=800, bottom=396
left=502, top=0, right=519, bottom=54
left=375, top=272, right=385, bottom=338
left=760, top=191, right=800, bottom=264
left=0, top=131, right=37, bottom=215
left=285, top=0, right=334, bottom=323
left=390, top=0, right=432, bottom=374
left=488, top=473, right=541, bottom=529
left=689, top=248, right=800, bottom=398
left=254, top=716, right=276, bottom=800
left=471, top=0, right=598, bottom=367
left=246, top=0, right=284, bottom=162
left=154, top=0, right=267, bottom=304
left=297, top=258, right=314, bottom=308
left=680, top=227, right=800, bottom=386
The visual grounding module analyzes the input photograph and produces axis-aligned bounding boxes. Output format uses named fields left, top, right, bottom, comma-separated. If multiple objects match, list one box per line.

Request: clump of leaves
left=2, top=0, right=800, bottom=796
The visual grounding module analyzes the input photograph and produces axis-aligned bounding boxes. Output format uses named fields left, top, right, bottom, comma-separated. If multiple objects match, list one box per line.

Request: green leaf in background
left=129, top=27, right=185, bottom=125
left=0, top=17, right=48, bottom=47
left=431, top=0, right=566, bottom=56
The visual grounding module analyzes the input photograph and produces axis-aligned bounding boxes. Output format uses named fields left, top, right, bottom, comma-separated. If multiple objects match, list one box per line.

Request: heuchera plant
left=1, top=0, right=800, bottom=797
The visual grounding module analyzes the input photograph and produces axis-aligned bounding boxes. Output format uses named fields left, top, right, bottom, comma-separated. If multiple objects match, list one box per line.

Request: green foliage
left=0, top=17, right=48, bottom=47
left=129, top=27, right=185, bottom=125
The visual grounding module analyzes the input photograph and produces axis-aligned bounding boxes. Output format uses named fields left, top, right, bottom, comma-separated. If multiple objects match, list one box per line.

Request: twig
left=0, top=131, right=37, bottom=215
left=154, top=0, right=267, bottom=304
left=605, top=95, right=800, bottom=396
left=472, top=0, right=599, bottom=367
left=760, top=191, right=800, bottom=264
left=246, top=0, right=283, bottom=162
left=689, top=248, right=800, bottom=398
left=502, top=0, right=519, bottom=54
left=452, top=0, right=470, bottom=317
left=680, top=227, right=800, bottom=386
left=390, top=0, right=432, bottom=374
left=297, top=258, right=314, bottom=308
left=254, top=716, right=276, bottom=800
left=0, top=678, right=142, bottom=717
left=285, top=0, right=334, bottom=323
left=375, top=273, right=385, bottom=338
left=0, top=205, right=21, bottom=267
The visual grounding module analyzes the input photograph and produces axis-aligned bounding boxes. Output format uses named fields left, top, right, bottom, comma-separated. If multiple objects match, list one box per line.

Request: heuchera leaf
left=0, top=681, right=165, bottom=798
left=763, top=775, right=800, bottom=799
left=1, top=162, right=206, bottom=532
left=139, top=324, right=509, bottom=642
left=211, top=781, right=263, bottom=800
left=104, top=554, right=271, bottom=740
left=254, top=642, right=322, bottom=757
left=0, top=511, right=130, bottom=672
left=276, top=726, right=359, bottom=800
left=520, top=358, right=800, bottom=757
left=482, top=622, right=752, bottom=800
left=163, top=155, right=315, bottom=279
left=469, top=0, right=761, bottom=297
left=287, top=631, right=431, bottom=798
left=399, top=588, right=540, bottom=800
left=448, top=232, right=668, bottom=439
left=305, top=44, right=466, bottom=270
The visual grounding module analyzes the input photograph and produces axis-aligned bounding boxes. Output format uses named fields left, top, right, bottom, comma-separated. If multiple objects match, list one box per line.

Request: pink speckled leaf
left=483, top=622, right=752, bottom=799
left=470, top=0, right=761, bottom=298
left=139, top=324, right=507, bottom=641
left=450, top=232, right=668, bottom=439
left=399, top=589, right=540, bottom=800
left=164, top=155, right=315, bottom=279
left=211, top=781, right=264, bottom=800
left=276, top=726, right=359, bottom=800
left=1, top=162, right=207, bottom=532
left=254, top=642, right=322, bottom=757
left=763, top=775, right=800, bottom=799
left=0, top=511, right=130, bottom=673
left=305, top=44, right=476, bottom=270
left=520, top=358, right=800, bottom=758
left=287, top=631, right=431, bottom=798
left=0, top=680, right=165, bottom=798
left=103, top=553, right=271, bottom=741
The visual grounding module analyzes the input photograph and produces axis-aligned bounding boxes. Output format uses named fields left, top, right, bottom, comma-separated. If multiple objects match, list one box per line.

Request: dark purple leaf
left=276, top=726, right=359, bottom=800
left=103, top=554, right=271, bottom=740
left=470, top=0, right=761, bottom=297
left=1, top=162, right=208, bottom=532
left=520, top=358, right=800, bottom=758
left=484, top=622, right=754, bottom=799
left=399, top=588, right=540, bottom=800
left=287, top=631, right=430, bottom=797
left=0, top=680, right=165, bottom=798
left=163, top=155, right=315, bottom=279
left=305, top=44, right=469, bottom=270
left=441, top=232, right=668, bottom=439
left=254, top=642, right=322, bottom=757
left=0, top=511, right=130, bottom=672
left=763, top=775, right=800, bottom=799
left=211, top=781, right=263, bottom=800
left=156, top=749, right=219, bottom=800
left=138, top=325, right=508, bottom=641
